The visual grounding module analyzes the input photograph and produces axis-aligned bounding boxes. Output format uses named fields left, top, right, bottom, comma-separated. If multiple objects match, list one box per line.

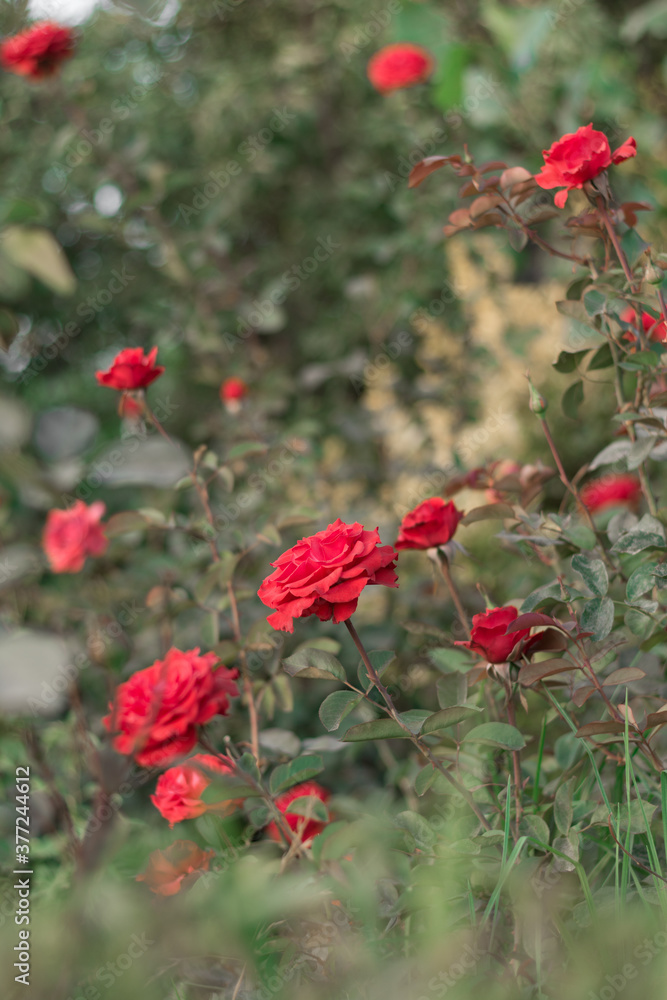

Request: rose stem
left=344, top=619, right=491, bottom=831
left=596, top=196, right=637, bottom=291
left=505, top=696, right=523, bottom=836
left=147, top=405, right=261, bottom=761
left=435, top=553, right=471, bottom=637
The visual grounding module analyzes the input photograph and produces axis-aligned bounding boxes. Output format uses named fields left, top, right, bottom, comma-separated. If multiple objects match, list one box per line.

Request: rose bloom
left=620, top=307, right=667, bottom=344
left=367, top=43, right=434, bottom=93
left=265, top=781, right=330, bottom=846
left=151, top=754, right=239, bottom=827
left=580, top=474, right=642, bottom=513
left=258, top=519, right=398, bottom=632
left=43, top=500, right=108, bottom=573
left=395, top=497, right=463, bottom=551
left=220, top=377, right=248, bottom=403
left=103, top=647, right=239, bottom=767
left=455, top=606, right=540, bottom=664
left=136, top=840, right=214, bottom=896
left=535, top=123, right=636, bottom=208
left=1, top=22, right=74, bottom=79
left=95, top=346, right=165, bottom=391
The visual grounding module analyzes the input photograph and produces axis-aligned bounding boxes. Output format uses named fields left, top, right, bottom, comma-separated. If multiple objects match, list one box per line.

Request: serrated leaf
left=580, top=597, right=615, bottom=641
left=394, top=810, right=436, bottom=849
left=318, top=690, right=359, bottom=732
left=571, top=554, right=608, bottom=596
left=282, top=648, right=346, bottom=682
left=520, top=582, right=571, bottom=612
left=421, top=705, right=481, bottom=734
left=269, top=755, right=324, bottom=795
left=463, top=723, right=526, bottom=751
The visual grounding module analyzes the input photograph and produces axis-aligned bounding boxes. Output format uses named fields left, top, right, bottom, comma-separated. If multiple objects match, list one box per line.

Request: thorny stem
left=607, top=340, right=659, bottom=516
left=433, top=552, right=471, bottom=636
left=344, top=619, right=492, bottom=831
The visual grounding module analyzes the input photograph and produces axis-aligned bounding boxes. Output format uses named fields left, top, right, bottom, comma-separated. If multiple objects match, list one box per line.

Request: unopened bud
left=644, top=261, right=664, bottom=285
left=527, top=376, right=547, bottom=416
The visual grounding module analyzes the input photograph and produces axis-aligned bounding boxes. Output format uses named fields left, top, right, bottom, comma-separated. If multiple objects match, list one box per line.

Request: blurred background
left=2, top=0, right=667, bottom=997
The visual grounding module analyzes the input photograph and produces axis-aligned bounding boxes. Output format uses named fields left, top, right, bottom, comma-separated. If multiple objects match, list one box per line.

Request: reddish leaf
left=576, top=721, right=633, bottom=738
left=645, top=711, right=667, bottom=729
left=620, top=201, right=653, bottom=227
left=506, top=612, right=567, bottom=633
left=602, top=667, right=646, bottom=686
left=459, top=180, right=477, bottom=198
left=470, top=194, right=505, bottom=219
left=500, top=166, right=533, bottom=189
left=478, top=159, right=508, bottom=174
left=519, top=658, right=578, bottom=686
left=447, top=207, right=472, bottom=227
left=461, top=503, right=515, bottom=525
left=408, top=155, right=461, bottom=189
left=572, top=685, right=596, bottom=707
left=471, top=211, right=505, bottom=228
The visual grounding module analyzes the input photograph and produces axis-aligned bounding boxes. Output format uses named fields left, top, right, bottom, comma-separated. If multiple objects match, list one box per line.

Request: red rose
left=455, top=606, right=539, bottom=664
left=258, top=519, right=398, bottom=632
left=621, top=307, right=667, bottom=344
left=95, top=347, right=165, bottom=391
left=136, top=840, right=214, bottom=896
left=535, top=124, right=636, bottom=208
left=367, top=43, right=434, bottom=94
left=220, top=377, right=248, bottom=402
left=265, top=781, right=330, bottom=846
left=103, top=647, right=239, bottom=767
left=580, top=474, right=642, bottom=513
left=43, top=500, right=107, bottom=573
left=1, top=22, right=74, bottom=79
left=395, top=497, right=463, bottom=551
left=151, top=753, right=239, bottom=827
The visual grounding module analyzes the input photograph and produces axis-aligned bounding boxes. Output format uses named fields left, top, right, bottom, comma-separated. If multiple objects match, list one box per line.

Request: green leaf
left=520, top=581, right=571, bottom=612
left=318, top=691, right=359, bottom=732
left=427, top=648, right=472, bottom=673
left=463, top=723, right=526, bottom=751
left=611, top=514, right=666, bottom=554
left=553, top=349, right=589, bottom=373
left=583, top=289, right=606, bottom=316
left=341, top=710, right=431, bottom=742
left=571, top=554, right=608, bottom=597
left=285, top=795, right=329, bottom=824
left=431, top=43, right=468, bottom=110
left=626, top=436, right=658, bottom=470
left=1, top=225, right=76, bottom=295
left=394, top=810, right=437, bottom=850
left=415, top=765, right=437, bottom=797
left=587, top=343, right=614, bottom=371
left=562, top=380, right=584, bottom=419
left=554, top=777, right=574, bottom=835
left=421, top=705, right=482, bottom=734
left=269, top=754, right=324, bottom=795
left=626, top=562, right=659, bottom=603
left=580, top=597, right=615, bottom=641
left=104, top=511, right=148, bottom=537
left=282, top=648, right=346, bottom=681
